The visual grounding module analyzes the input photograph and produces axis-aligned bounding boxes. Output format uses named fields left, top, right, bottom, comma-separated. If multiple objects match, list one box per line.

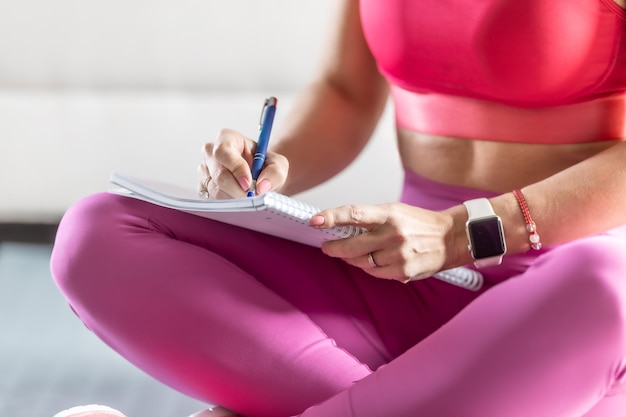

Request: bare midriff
left=397, top=129, right=622, bottom=193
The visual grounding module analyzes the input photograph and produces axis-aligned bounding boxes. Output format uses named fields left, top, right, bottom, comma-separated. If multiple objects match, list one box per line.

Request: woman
left=51, top=0, right=626, bottom=416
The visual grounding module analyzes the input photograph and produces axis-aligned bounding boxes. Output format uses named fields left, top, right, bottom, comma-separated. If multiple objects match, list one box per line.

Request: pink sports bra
left=359, top=0, right=626, bottom=144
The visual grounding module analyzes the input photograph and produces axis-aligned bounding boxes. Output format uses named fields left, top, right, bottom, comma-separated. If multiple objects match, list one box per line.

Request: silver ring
left=199, top=176, right=211, bottom=198
left=367, top=252, right=378, bottom=268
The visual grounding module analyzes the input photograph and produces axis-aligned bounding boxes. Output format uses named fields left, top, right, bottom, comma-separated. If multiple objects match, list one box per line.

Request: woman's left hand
left=311, top=203, right=458, bottom=283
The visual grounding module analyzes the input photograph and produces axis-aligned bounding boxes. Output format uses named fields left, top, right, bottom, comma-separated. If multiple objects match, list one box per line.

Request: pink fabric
left=391, top=85, right=626, bottom=144
left=359, top=0, right=626, bottom=143
left=51, top=171, right=626, bottom=417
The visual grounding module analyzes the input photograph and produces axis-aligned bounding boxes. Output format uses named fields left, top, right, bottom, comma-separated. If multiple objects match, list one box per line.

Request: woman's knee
left=534, top=235, right=626, bottom=324
left=50, top=192, right=134, bottom=300
left=552, top=235, right=626, bottom=285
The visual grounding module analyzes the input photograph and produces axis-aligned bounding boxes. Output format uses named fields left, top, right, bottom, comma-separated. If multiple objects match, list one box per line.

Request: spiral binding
left=265, top=193, right=364, bottom=239
left=266, top=193, right=316, bottom=220
left=264, top=194, right=484, bottom=289
left=433, top=267, right=484, bottom=291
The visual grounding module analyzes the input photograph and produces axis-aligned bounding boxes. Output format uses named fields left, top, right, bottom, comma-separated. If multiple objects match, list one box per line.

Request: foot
left=189, top=406, right=240, bottom=417
left=53, top=405, right=128, bottom=417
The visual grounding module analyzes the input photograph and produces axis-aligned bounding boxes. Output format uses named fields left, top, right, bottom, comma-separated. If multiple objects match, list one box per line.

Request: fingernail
left=257, top=179, right=271, bottom=195
left=310, top=215, right=325, bottom=227
left=237, top=176, right=250, bottom=191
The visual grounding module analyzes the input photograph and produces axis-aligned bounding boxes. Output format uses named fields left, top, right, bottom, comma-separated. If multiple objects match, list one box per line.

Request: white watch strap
left=463, top=198, right=504, bottom=268
left=473, top=255, right=501, bottom=268
left=463, top=198, right=495, bottom=219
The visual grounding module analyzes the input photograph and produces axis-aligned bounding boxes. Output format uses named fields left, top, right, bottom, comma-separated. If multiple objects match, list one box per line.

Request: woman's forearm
left=514, top=140, right=626, bottom=243
left=446, top=141, right=626, bottom=266
left=271, top=78, right=388, bottom=196
left=268, top=0, right=389, bottom=196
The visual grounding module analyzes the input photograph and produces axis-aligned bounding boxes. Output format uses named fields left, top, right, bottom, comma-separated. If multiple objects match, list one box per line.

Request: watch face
left=468, top=217, right=506, bottom=259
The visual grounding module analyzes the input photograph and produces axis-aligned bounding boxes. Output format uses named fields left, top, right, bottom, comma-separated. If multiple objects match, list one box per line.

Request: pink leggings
left=51, top=170, right=626, bottom=417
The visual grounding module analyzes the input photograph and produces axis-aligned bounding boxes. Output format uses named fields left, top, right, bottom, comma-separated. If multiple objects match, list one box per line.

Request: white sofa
left=0, top=0, right=402, bottom=223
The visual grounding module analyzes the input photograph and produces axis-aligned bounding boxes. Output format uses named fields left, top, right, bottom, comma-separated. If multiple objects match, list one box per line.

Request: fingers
left=196, top=162, right=211, bottom=198
left=314, top=203, right=445, bottom=282
left=198, top=129, right=289, bottom=199
left=314, top=204, right=390, bottom=230
left=209, top=129, right=254, bottom=197
left=256, top=152, right=289, bottom=195
left=312, top=205, right=388, bottom=261
left=198, top=142, right=244, bottom=199
left=336, top=245, right=435, bottom=282
left=336, top=243, right=404, bottom=279
left=319, top=224, right=402, bottom=279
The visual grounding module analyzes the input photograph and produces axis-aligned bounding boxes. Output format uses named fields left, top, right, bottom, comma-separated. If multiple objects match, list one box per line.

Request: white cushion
left=0, top=0, right=333, bottom=90
left=0, top=92, right=401, bottom=222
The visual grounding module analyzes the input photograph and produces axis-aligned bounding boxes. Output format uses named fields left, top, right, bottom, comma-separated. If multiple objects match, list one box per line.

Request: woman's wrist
left=443, top=191, right=538, bottom=269
left=489, top=192, right=539, bottom=255
left=442, top=204, right=474, bottom=268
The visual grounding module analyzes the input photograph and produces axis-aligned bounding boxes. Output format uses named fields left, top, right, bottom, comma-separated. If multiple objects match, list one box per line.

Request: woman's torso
left=360, top=0, right=626, bottom=192
left=396, top=131, right=617, bottom=192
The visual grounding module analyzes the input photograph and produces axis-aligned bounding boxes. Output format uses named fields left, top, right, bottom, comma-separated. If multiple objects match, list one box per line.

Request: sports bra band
left=392, top=85, right=626, bottom=144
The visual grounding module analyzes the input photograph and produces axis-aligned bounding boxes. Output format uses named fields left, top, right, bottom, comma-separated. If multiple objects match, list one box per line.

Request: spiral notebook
left=110, top=172, right=483, bottom=290
left=109, top=172, right=364, bottom=247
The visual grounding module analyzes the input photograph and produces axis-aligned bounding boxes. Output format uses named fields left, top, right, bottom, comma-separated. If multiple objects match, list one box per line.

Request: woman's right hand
left=197, top=128, right=289, bottom=199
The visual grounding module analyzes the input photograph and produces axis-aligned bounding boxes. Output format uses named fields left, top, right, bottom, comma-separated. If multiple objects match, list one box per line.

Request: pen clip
left=259, top=97, right=278, bottom=130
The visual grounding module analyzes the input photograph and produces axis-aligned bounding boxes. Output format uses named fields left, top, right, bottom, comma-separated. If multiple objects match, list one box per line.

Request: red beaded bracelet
left=513, top=189, right=542, bottom=250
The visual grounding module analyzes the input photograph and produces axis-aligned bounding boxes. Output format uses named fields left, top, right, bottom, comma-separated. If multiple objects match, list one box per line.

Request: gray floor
left=0, top=242, right=208, bottom=417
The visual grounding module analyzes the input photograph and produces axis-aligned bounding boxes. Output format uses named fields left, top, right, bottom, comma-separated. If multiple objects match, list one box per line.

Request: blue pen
left=247, top=96, right=278, bottom=197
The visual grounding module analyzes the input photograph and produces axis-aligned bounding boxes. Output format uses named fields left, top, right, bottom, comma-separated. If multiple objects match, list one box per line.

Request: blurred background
left=0, top=1, right=400, bottom=416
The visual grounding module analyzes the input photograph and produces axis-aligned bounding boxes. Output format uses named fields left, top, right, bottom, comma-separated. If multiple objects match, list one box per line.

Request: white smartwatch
left=463, top=198, right=507, bottom=268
